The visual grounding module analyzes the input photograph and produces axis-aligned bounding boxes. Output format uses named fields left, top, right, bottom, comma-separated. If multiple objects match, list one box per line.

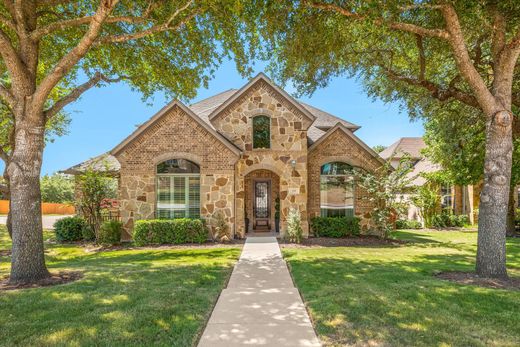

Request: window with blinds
left=320, top=162, right=355, bottom=218
left=156, top=159, right=200, bottom=219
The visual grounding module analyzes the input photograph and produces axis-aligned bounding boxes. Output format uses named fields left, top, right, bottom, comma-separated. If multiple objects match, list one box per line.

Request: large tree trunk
left=476, top=110, right=513, bottom=279
left=506, top=184, right=516, bottom=236
left=7, top=114, right=50, bottom=284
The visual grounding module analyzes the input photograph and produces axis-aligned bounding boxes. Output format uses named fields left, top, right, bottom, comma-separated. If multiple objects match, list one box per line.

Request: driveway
left=0, top=215, right=71, bottom=230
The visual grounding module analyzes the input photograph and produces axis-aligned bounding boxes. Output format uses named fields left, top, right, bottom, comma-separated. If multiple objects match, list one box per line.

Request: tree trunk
left=7, top=114, right=50, bottom=284
left=476, top=110, right=513, bottom=279
left=506, top=184, right=516, bottom=236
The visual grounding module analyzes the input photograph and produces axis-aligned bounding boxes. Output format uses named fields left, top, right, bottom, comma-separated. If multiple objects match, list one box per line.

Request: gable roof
left=308, top=122, right=385, bottom=165
left=207, top=73, right=317, bottom=125
left=110, top=100, right=241, bottom=156
left=379, top=137, right=425, bottom=159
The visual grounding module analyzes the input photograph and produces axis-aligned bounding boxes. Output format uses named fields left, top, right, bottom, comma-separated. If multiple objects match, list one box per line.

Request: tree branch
left=384, top=68, right=479, bottom=108
left=440, top=5, right=496, bottom=114
left=305, top=1, right=450, bottom=39
left=43, top=72, right=123, bottom=121
left=95, top=0, right=196, bottom=45
left=0, top=28, right=31, bottom=90
left=0, top=82, right=15, bottom=108
left=31, top=15, right=151, bottom=40
left=33, top=0, right=119, bottom=113
left=0, top=13, right=16, bottom=31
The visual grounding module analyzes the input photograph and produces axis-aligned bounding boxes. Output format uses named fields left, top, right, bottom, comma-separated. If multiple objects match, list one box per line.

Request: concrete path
left=0, top=215, right=71, bottom=230
left=198, top=236, right=321, bottom=347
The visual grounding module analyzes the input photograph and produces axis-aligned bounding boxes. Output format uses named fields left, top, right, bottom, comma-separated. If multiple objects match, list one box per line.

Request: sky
left=4, top=59, right=424, bottom=176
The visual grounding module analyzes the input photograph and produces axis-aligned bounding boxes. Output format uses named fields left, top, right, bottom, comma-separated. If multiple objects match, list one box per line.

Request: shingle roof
left=61, top=152, right=120, bottom=176
left=63, top=78, right=363, bottom=175
left=379, top=137, right=425, bottom=159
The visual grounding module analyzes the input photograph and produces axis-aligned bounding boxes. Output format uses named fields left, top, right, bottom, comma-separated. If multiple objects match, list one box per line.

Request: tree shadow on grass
left=0, top=248, right=240, bottom=347
left=284, top=251, right=520, bottom=347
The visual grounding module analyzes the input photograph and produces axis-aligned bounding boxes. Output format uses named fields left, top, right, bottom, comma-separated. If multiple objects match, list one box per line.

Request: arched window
left=156, top=159, right=200, bottom=219
left=252, top=115, right=270, bottom=149
left=320, top=162, right=355, bottom=217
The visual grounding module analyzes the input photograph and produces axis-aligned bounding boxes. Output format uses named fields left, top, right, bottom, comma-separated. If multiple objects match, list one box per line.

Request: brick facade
left=308, top=128, right=382, bottom=233
left=114, top=105, right=238, bottom=237
left=109, top=75, right=382, bottom=239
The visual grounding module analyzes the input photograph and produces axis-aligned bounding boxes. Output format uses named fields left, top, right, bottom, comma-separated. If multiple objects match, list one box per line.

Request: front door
left=254, top=180, right=270, bottom=230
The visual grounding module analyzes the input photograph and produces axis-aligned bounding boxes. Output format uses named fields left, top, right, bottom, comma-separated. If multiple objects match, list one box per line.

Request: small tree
left=40, top=173, right=75, bottom=204
left=412, top=184, right=440, bottom=228
left=77, top=169, right=117, bottom=239
left=212, top=211, right=231, bottom=242
left=286, top=207, right=303, bottom=243
left=354, top=156, right=414, bottom=238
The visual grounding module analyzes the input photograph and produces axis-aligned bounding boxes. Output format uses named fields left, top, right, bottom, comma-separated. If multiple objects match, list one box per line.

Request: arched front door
left=253, top=179, right=270, bottom=230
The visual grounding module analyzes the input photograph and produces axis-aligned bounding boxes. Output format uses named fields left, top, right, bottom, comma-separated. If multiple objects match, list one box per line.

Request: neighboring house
left=380, top=137, right=481, bottom=224
left=63, top=73, right=384, bottom=239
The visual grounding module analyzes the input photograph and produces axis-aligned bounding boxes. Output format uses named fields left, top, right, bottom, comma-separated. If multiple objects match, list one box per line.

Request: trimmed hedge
left=133, top=218, right=207, bottom=246
left=98, top=220, right=123, bottom=245
left=54, top=216, right=88, bottom=242
left=310, top=216, right=361, bottom=238
left=395, top=219, right=422, bottom=229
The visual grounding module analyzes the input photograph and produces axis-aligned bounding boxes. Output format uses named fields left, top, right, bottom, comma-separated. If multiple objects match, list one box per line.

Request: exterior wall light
left=290, top=159, right=297, bottom=169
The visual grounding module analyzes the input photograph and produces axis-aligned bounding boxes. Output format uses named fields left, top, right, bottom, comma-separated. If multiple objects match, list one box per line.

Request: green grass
left=283, top=230, right=520, bottom=347
left=0, top=226, right=240, bottom=346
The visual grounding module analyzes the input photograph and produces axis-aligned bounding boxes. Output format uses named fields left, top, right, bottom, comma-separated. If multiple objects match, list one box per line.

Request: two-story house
left=64, top=73, right=384, bottom=239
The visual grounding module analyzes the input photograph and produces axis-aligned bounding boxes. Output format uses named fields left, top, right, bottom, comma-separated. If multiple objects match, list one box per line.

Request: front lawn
left=0, top=226, right=240, bottom=346
left=283, top=230, right=520, bottom=347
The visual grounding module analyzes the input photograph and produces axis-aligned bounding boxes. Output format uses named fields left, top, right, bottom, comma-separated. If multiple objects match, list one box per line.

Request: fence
left=0, top=200, right=75, bottom=215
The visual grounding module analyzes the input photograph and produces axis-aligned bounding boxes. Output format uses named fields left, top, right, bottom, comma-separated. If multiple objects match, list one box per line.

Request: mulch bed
left=436, top=271, right=520, bottom=290
left=279, top=236, right=407, bottom=248
left=87, top=239, right=245, bottom=253
left=0, top=271, right=83, bottom=291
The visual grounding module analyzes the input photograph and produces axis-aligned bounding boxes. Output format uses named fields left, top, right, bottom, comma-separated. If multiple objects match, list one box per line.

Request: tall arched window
left=156, top=159, right=200, bottom=219
left=320, top=162, right=355, bottom=217
left=252, top=115, right=270, bottom=149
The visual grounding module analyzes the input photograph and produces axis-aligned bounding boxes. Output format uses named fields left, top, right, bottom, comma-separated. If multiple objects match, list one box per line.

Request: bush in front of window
left=133, top=219, right=207, bottom=246
left=98, top=220, right=123, bottom=245
left=395, top=219, right=423, bottom=230
left=310, top=216, right=361, bottom=238
left=54, top=216, right=90, bottom=242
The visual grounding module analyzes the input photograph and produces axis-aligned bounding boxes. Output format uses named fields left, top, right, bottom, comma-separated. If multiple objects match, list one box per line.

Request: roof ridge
left=189, top=88, right=238, bottom=107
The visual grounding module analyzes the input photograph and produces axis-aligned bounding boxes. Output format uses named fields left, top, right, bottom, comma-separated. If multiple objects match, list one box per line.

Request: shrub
left=431, top=213, right=469, bottom=228
left=515, top=209, right=520, bottom=228
left=98, top=220, right=123, bottom=245
left=82, top=225, right=96, bottom=241
left=286, top=208, right=303, bottom=243
left=310, top=216, right=361, bottom=237
left=212, top=212, right=231, bottom=242
left=395, top=219, right=422, bottom=230
left=133, top=219, right=207, bottom=246
left=54, top=216, right=88, bottom=242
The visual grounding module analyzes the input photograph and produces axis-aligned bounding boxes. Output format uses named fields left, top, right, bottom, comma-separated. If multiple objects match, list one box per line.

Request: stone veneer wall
left=211, top=80, right=311, bottom=237
left=244, top=169, right=280, bottom=232
left=307, top=128, right=382, bottom=234
left=114, top=105, right=238, bottom=238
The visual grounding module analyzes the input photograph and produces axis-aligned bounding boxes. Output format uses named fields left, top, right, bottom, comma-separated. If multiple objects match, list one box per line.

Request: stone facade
left=114, top=104, right=238, bottom=237
left=107, top=75, right=383, bottom=239
left=308, top=127, right=382, bottom=233
left=211, top=80, right=312, bottom=237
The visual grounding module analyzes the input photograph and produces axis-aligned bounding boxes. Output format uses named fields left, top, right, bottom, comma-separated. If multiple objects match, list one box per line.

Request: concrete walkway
left=0, top=215, right=71, bottom=230
left=198, top=236, right=321, bottom=347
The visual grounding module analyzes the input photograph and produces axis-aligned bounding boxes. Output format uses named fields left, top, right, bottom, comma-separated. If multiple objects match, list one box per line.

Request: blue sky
left=8, top=59, right=424, bottom=176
